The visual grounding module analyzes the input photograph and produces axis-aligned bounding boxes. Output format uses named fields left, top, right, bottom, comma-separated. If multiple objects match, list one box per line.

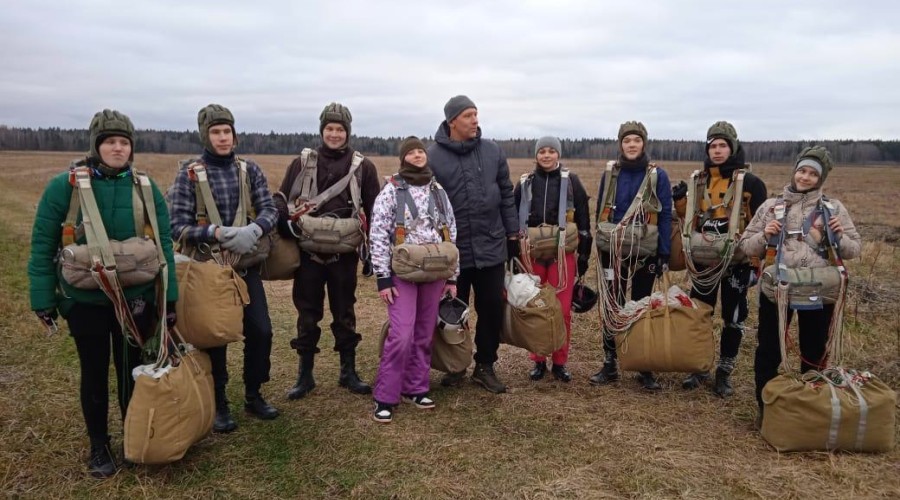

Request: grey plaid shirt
left=169, top=153, right=277, bottom=244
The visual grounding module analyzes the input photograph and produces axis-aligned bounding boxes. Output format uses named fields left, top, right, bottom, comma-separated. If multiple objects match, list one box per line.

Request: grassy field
left=1, top=151, right=898, bottom=499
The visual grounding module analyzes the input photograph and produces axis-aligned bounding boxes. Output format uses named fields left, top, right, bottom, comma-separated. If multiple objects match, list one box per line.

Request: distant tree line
left=1, top=126, right=898, bottom=164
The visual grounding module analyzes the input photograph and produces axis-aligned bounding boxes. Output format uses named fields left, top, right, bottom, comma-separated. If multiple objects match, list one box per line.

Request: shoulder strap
left=187, top=162, right=223, bottom=226
left=297, top=151, right=364, bottom=217
left=726, top=170, right=746, bottom=239
left=764, top=195, right=787, bottom=267
left=557, top=170, right=570, bottom=228
left=289, top=148, right=318, bottom=202
left=518, top=172, right=532, bottom=232
left=235, top=159, right=255, bottom=226
left=431, top=180, right=452, bottom=242
left=598, top=161, right=618, bottom=222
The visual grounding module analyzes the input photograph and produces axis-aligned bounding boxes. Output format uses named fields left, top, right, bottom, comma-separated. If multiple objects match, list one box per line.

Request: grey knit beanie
left=534, top=136, right=562, bottom=158
left=443, top=95, right=477, bottom=123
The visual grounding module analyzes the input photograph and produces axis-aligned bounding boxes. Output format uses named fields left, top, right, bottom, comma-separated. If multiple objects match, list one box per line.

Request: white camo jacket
left=369, top=179, right=459, bottom=282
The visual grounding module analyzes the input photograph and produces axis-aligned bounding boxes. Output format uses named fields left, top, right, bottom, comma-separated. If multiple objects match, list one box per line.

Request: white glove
left=221, top=223, right=262, bottom=255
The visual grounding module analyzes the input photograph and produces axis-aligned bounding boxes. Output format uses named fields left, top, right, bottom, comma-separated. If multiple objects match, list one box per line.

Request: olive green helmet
left=88, top=109, right=134, bottom=162
left=319, top=102, right=352, bottom=136
left=617, top=121, right=648, bottom=142
left=706, top=120, right=739, bottom=156
left=197, top=104, right=237, bottom=152
left=795, top=145, right=834, bottom=186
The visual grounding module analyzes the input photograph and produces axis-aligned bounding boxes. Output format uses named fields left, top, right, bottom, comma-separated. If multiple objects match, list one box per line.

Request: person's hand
left=577, top=255, right=589, bottom=278
left=166, top=301, right=177, bottom=329
left=380, top=287, right=399, bottom=305
left=507, top=238, right=520, bottom=263
left=221, top=223, right=263, bottom=255
left=35, top=309, right=58, bottom=334
left=217, top=226, right=239, bottom=242
left=672, top=181, right=688, bottom=201
left=443, top=283, right=457, bottom=299
left=653, top=255, right=670, bottom=278
left=827, top=216, right=843, bottom=236
left=763, top=219, right=782, bottom=238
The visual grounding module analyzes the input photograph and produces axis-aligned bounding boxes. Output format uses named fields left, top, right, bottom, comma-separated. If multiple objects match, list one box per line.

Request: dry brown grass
left=1, top=151, right=898, bottom=499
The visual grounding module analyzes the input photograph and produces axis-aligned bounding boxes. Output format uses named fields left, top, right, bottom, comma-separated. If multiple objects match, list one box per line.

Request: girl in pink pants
left=368, top=137, right=458, bottom=423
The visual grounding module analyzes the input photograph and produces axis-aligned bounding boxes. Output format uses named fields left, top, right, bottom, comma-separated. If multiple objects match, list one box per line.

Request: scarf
left=398, top=160, right=433, bottom=186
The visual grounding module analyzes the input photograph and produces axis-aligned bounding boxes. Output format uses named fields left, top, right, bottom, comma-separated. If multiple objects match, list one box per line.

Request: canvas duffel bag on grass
left=124, top=347, right=215, bottom=464
left=761, top=368, right=896, bottom=452
left=501, top=285, right=565, bottom=357
left=377, top=321, right=474, bottom=374
left=175, top=259, right=248, bottom=349
left=615, top=301, right=715, bottom=373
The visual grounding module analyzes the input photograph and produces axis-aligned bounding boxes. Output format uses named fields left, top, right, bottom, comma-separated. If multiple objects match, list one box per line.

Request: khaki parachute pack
left=58, top=161, right=168, bottom=348
left=286, top=148, right=366, bottom=258
left=595, top=161, right=662, bottom=258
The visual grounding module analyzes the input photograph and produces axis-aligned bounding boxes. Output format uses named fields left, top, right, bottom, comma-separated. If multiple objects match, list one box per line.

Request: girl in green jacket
left=27, top=110, right=177, bottom=478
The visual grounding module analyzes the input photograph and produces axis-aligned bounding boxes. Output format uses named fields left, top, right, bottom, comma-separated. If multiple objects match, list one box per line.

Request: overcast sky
left=2, top=0, right=898, bottom=141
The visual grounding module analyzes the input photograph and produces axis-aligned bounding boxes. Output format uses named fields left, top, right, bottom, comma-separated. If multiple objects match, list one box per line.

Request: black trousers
left=67, top=300, right=154, bottom=442
left=291, top=252, right=362, bottom=355
left=754, top=294, right=834, bottom=407
left=456, top=263, right=505, bottom=365
left=599, top=253, right=656, bottom=354
left=207, top=267, right=273, bottom=397
left=690, top=263, right=753, bottom=360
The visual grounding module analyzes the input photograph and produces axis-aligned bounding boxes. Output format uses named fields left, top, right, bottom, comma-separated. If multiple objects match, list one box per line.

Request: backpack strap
left=725, top=170, right=746, bottom=240
left=557, top=170, right=570, bottom=228
left=598, top=161, right=618, bottom=222
left=288, top=148, right=318, bottom=203
left=291, top=151, right=364, bottom=219
left=764, top=195, right=787, bottom=268
left=235, top=158, right=256, bottom=225
left=518, top=172, right=533, bottom=233
left=431, top=181, right=452, bottom=242
left=186, top=162, right=223, bottom=226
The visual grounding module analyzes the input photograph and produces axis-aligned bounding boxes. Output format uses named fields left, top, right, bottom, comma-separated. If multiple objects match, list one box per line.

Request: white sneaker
left=373, top=402, right=393, bottom=423
left=402, top=394, right=436, bottom=409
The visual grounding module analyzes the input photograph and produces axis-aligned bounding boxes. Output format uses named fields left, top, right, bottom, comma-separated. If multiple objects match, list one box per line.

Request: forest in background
left=2, top=126, right=899, bottom=164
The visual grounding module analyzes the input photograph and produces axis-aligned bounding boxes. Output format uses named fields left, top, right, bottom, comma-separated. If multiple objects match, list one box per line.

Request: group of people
left=27, top=95, right=861, bottom=478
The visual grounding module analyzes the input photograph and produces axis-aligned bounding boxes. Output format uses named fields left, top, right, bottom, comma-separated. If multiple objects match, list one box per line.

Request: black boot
left=213, top=388, right=237, bottom=433
left=245, top=393, right=279, bottom=420
left=682, top=372, right=709, bottom=390
left=713, top=367, right=734, bottom=398
left=287, top=352, right=316, bottom=400
left=338, top=350, right=372, bottom=395
left=551, top=364, right=572, bottom=383
left=88, top=437, right=116, bottom=479
left=472, top=363, right=507, bottom=394
left=637, top=372, right=662, bottom=392
left=529, top=361, right=547, bottom=381
left=589, top=353, right=620, bottom=385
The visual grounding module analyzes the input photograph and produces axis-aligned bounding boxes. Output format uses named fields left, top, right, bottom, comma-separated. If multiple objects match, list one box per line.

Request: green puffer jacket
left=28, top=168, right=178, bottom=317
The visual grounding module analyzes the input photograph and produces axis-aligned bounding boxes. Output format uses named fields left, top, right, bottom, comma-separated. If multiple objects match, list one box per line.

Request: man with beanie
left=682, top=121, right=767, bottom=398
left=169, top=104, right=280, bottom=432
left=276, top=102, right=381, bottom=400
left=590, top=121, right=672, bottom=391
left=427, top=95, right=518, bottom=393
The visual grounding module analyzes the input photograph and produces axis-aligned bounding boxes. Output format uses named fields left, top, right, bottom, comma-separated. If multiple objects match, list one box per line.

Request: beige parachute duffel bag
left=501, top=265, right=566, bottom=357
left=686, top=230, right=747, bottom=267
left=761, top=368, right=896, bottom=452
left=595, top=221, right=659, bottom=258
left=391, top=241, right=459, bottom=283
left=175, top=256, right=248, bottom=349
left=377, top=321, right=473, bottom=374
left=124, top=342, right=215, bottom=464
left=615, top=299, right=715, bottom=373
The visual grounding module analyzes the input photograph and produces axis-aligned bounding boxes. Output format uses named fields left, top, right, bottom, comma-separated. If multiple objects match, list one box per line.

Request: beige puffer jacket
left=739, top=186, right=861, bottom=268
